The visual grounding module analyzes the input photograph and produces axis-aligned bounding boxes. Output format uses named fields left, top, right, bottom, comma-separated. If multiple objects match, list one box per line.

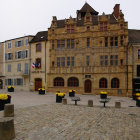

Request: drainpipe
left=45, top=40, right=47, bottom=93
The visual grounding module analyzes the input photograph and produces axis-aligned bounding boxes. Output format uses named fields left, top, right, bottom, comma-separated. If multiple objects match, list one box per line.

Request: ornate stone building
left=47, top=3, right=130, bottom=96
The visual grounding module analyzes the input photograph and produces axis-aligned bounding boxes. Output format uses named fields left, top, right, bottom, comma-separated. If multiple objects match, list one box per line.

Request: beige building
left=29, top=31, right=50, bottom=91
left=0, top=42, right=5, bottom=89
left=46, top=3, right=137, bottom=96
left=4, top=36, right=33, bottom=91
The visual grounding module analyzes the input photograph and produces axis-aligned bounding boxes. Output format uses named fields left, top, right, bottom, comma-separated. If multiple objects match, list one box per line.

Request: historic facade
left=0, top=2, right=140, bottom=97
left=47, top=3, right=133, bottom=96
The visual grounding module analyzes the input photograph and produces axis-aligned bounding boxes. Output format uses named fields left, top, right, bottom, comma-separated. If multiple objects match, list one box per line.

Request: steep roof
left=30, top=31, right=48, bottom=43
left=128, top=29, right=140, bottom=43
left=79, top=2, right=98, bottom=15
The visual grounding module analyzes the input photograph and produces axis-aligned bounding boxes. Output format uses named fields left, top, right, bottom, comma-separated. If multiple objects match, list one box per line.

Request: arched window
left=54, top=77, right=64, bottom=87
left=68, top=77, right=79, bottom=87
left=111, top=78, right=119, bottom=88
left=99, top=78, right=107, bottom=88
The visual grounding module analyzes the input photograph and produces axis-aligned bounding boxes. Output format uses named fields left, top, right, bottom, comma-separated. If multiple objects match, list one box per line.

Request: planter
left=136, top=97, right=140, bottom=107
left=56, top=92, right=65, bottom=103
left=0, top=95, right=11, bottom=111
left=38, top=88, right=45, bottom=95
left=100, top=91, right=107, bottom=99
left=69, top=90, right=75, bottom=97
left=8, top=86, right=14, bottom=92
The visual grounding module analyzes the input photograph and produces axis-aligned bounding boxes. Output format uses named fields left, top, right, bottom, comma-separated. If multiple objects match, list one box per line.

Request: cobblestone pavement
left=0, top=90, right=140, bottom=140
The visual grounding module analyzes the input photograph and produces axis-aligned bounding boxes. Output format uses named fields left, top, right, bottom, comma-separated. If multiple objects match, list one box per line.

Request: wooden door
left=35, top=78, right=42, bottom=91
left=84, top=80, right=92, bottom=93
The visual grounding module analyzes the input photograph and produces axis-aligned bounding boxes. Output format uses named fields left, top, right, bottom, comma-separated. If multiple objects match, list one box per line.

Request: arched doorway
left=35, top=78, right=42, bottom=91
left=84, top=80, right=92, bottom=93
left=0, top=79, right=3, bottom=89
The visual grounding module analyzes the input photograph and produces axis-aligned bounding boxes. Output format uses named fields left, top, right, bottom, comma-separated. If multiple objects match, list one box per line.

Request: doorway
left=35, top=78, right=42, bottom=91
left=84, top=80, right=92, bottom=93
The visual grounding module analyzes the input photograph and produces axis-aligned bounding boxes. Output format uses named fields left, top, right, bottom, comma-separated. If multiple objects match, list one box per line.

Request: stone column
left=4, top=104, right=14, bottom=117
left=0, top=117, right=15, bottom=140
left=115, top=102, right=121, bottom=108
left=88, top=100, right=93, bottom=107
left=62, top=98, right=67, bottom=105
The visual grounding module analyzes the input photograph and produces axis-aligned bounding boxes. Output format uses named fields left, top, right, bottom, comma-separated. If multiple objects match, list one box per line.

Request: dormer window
left=86, top=17, right=90, bottom=22
left=100, top=22, right=108, bottom=31
left=67, top=25, right=75, bottom=33
left=87, top=26, right=90, bottom=31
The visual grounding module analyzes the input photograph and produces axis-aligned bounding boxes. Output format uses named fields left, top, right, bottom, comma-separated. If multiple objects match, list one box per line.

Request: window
left=25, top=39, right=28, bottom=46
left=110, top=55, right=118, bottom=66
left=87, top=26, right=90, bottom=31
left=7, top=53, right=12, bottom=60
left=17, top=78, right=23, bottom=86
left=67, top=25, right=75, bottom=33
left=8, top=64, right=11, bottom=72
left=137, top=65, right=140, bottom=77
left=99, top=78, right=107, bottom=88
left=110, top=37, right=114, bottom=46
left=25, top=50, right=28, bottom=58
left=120, top=24, right=123, bottom=29
left=36, top=43, right=41, bottom=52
left=105, top=37, right=108, bottom=47
left=100, top=55, right=108, bottom=66
left=17, top=51, right=21, bottom=59
left=54, top=77, right=64, bottom=86
left=57, top=57, right=60, bottom=67
left=138, top=50, right=140, bottom=59
left=86, top=56, right=90, bottom=66
left=61, top=57, right=65, bottom=67
left=111, top=78, right=119, bottom=88
left=100, top=22, right=107, bottom=31
left=86, top=17, right=90, bottom=22
left=17, top=63, right=21, bottom=72
left=25, top=63, right=29, bottom=74
left=85, top=75, right=91, bottom=78
left=67, top=57, right=70, bottom=66
left=71, top=57, right=75, bottom=67
left=8, top=42, right=12, bottom=49
left=115, top=37, right=118, bottom=46
left=35, top=58, right=41, bottom=68
left=87, top=38, right=90, bottom=48
left=120, top=36, right=124, bottom=46
left=52, top=40, right=54, bottom=49
left=7, top=79, right=13, bottom=85
left=15, top=40, right=24, bottom=47
left=57, top=40, right=65, bottom=49
left=120, top=59, right=123, bottom=65
left=68, top=77, right=79, bottom=87
left=71, top=39, right=74, bottom=48
left=67, top=39, right=75, bottom=49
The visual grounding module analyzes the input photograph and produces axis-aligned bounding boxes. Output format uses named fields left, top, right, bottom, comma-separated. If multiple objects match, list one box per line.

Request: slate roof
left=78, top=2, right=99, bottom=15
left=30, top=31, right=48, bottom=43
left=128, top=29, right=140, bottom=43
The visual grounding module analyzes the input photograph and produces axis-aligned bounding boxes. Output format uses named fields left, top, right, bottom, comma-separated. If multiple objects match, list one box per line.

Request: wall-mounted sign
left=31, top=71, right=45, bottom=73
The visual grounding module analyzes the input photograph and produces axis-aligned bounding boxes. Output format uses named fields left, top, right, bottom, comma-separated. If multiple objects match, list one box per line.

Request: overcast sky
left=0, top=0, right=140, bottom=42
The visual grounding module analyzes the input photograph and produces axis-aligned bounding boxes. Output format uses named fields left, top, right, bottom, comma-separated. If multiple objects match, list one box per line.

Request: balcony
left=21, top=71, right=29, bottom=77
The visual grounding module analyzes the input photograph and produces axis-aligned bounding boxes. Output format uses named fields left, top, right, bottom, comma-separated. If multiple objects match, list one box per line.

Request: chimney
left=113, top=4, right=120, bottom=19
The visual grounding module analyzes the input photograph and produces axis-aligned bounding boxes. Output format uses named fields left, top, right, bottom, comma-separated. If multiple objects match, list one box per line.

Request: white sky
left=0, top=0, right=140, bottom=42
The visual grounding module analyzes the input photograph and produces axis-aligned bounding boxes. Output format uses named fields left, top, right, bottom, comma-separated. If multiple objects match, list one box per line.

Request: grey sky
left=0, top=0, right=140, bottom=42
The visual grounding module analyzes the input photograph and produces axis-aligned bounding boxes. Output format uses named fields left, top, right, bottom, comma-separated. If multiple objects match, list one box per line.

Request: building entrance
left=35, top=78, right=42, bottom=91
left=84, top=80, right=92, bottom=93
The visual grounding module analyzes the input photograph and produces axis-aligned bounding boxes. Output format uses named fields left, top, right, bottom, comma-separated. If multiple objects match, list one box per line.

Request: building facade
left=0, top=42, right=5, bottom=89
left=29, top=31, right=50, bottom=91
left=47, top=3, right=130, bottom=96
left=4, top=36, right=34, bottom=91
